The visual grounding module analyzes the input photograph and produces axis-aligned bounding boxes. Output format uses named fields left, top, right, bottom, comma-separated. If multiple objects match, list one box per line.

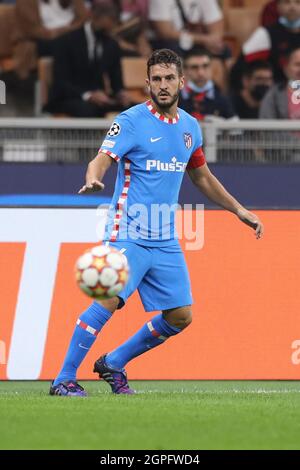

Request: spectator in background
left=179, top=48, right=235, bottom=120
left=110, top=0, right=152, bottom=57
left=148, top=0, right=226, bottom=58
left=120, top=0, right=148, bottom=19
left=87, top=1, right=151, bottom=56
left=14, top=0, right=89, bottom=78
left=47, top=3, right=130, bottom=117
left=242, top=0, right=300, bottom=83
left=261, top=0, right=279, bottom=27
left=232, top=62, right=274, bottom=119
left=260, top=47, right=300, bottom=118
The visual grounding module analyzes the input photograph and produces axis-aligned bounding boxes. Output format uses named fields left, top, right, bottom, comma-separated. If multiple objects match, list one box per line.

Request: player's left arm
left=187, top=163, right=264, bottom=239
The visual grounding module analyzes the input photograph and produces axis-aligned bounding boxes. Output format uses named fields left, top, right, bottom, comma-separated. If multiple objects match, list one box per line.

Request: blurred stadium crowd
left=0, top=0, right=299, bottom=121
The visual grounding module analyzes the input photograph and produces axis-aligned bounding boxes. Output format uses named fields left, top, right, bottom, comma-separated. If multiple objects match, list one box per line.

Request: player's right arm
left=79, top=114, right=135, bottom=194
left=78, top=152, right=113, bottom=194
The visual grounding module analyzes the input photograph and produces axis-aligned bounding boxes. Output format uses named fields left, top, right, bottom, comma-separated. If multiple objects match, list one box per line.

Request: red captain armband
left=186, top=147, right=206, bottom=169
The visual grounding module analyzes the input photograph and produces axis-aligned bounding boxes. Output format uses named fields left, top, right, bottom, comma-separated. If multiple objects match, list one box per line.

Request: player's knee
left=178, top=310, right=192, bottom=330
left=163, top=307, right=192, bottom=330
left=96, top=296, right=119, bottom=313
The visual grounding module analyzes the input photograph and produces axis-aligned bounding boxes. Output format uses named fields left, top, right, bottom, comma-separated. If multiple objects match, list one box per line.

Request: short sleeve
left=149, top=0, right=172, bottom=21
left=242, top=27, right=271, bottom=62
left=98, top=113, right=135, bottom=162
left=187, top=120, right=206, bottom=170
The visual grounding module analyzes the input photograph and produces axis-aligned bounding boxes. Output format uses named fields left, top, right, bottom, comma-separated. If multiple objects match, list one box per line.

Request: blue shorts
left=107, top=241, right=193, bottom=312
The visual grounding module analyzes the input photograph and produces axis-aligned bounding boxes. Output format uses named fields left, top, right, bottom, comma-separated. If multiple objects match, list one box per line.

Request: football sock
left=53, top=302, right=112, bottom=386
left=105, top=313, right=181, bottom=370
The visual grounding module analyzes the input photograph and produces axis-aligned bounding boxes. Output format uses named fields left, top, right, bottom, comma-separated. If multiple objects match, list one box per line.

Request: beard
left=150, top=87, right=181, bottom=109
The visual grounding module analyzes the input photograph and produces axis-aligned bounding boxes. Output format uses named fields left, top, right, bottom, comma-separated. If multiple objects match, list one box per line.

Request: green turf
left=0, top=381, right=300, bottom=450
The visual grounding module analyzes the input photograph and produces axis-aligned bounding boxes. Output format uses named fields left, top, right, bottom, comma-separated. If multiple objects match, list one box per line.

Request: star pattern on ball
left=75, top=245, right=129, bottom=300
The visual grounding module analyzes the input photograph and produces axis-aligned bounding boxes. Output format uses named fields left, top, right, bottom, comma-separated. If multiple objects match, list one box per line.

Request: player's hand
left=88, top=91, right=114, bottom=106
left=78, top=180, right=105, bottom=194
left=236, top=208, right=264, bottom=239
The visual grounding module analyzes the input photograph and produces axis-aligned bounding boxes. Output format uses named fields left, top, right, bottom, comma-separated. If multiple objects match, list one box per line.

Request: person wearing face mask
left=230, top=0, right=300, bottom=90
left=232, top=62, right=274, bottom=119
left=260, top=47, right=300, bottom=118
left=46, top=3, right=131, bottom=116
left=179, top=48, right=235, bottom=120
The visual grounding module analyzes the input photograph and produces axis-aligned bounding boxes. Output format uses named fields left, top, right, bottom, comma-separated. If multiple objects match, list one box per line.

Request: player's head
left=146, top=49, right=184, bottom=110
left=184, top=48, right=212, bottom=88
left=242, top=61, right=273, bottom=101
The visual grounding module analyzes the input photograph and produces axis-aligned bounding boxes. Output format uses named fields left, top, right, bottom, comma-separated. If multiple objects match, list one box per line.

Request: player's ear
left=179, top=75, right=185, bottom=90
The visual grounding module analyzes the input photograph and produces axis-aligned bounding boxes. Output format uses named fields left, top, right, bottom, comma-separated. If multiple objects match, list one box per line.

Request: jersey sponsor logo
left=146, top=156, right=187, bottom=172
left=150, top=137, right=163, bottom=143
left=184, top=132, right=192, bottom=149
left=102, top=139, right=116, bottom=149
left=107, top=122, right=121, bottom=137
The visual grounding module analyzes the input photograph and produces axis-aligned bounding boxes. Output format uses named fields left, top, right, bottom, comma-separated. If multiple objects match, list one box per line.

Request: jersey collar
left=146, top=100, right=179, bottom=124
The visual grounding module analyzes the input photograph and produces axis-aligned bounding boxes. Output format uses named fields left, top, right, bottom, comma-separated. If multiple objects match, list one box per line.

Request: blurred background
left=0, top=0, right=299, bottom=205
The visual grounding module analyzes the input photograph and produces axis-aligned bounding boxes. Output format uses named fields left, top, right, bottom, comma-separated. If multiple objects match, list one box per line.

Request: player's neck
left=151, top=100, right=178, bottom=119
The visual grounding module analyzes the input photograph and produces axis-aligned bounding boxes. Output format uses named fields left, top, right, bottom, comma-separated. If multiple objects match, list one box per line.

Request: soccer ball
left=75, top=245, right=129, bottom=300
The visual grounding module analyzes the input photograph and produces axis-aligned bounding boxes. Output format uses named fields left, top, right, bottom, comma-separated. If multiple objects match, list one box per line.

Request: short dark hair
left=184, top=48, right=212, bottom=63
left=244, top=61, right=273, bottom=78
left=147, top=49, right=183, bottom=78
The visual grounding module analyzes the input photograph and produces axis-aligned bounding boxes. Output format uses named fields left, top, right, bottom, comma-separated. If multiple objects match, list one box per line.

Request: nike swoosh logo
left=79, top=343, right=89, bottom=350
left=151, top=137, right=163, bottom=143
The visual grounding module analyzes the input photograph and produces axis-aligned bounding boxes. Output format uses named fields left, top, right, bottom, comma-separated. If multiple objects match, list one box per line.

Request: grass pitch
left=0, top=381, right=300, bottom=450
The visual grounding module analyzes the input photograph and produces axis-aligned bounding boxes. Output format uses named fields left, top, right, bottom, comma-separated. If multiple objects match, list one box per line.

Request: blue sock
left=105, top=313, right=181, bottom=370
left=53, top=302, right=112, bottom=386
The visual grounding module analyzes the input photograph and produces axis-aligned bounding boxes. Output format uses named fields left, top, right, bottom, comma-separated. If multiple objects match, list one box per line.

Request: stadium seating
left=222, top=0, right=269, bottom=56
left=121, top=57, right=148, bottom=103
left=224, top=7, right=261, bottom=48
left=36, top=56, right=229, bottom=115
left=0, top=4, right=17, bottom=73
left=36, top=56, right=149, bottom=116
left=35, top=57, right=53, bottom=116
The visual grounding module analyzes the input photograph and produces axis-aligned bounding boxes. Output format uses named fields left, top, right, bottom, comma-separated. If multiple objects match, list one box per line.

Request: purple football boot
left=49, top=380, right=87, bottom=397
left=93, top=355, right=135, bottom=395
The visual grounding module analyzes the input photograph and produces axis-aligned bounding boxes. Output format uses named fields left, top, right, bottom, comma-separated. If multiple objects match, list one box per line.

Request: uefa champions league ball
left=75, top=245, right=129, bottom=300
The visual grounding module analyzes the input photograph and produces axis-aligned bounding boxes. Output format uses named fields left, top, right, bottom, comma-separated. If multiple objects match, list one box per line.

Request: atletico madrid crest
left=183, top=132, right=192, bottom=149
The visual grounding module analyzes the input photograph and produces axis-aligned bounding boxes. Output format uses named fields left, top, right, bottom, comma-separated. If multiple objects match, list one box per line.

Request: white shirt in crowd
left=38, top=0, right=75, bottom=30
left=149, top=0, right=223, bottom=32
